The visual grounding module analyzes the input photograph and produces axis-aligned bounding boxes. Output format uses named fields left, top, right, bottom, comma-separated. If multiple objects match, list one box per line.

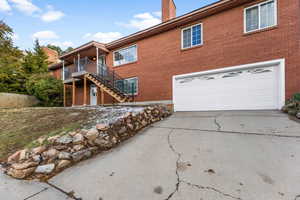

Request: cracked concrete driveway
left=1, top=110, right=300, bottom=200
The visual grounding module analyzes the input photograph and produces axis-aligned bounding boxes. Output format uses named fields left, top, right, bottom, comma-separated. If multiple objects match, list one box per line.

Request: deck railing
left=97, top=64, right=135, bottom=99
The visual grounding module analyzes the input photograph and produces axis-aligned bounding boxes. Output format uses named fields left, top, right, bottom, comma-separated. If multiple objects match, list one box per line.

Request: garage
left=173, top=59, right=285, bottom=111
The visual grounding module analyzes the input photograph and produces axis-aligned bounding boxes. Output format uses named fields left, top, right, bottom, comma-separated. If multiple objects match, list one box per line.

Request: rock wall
left=0, top=93, right=39, bottom=108
left=3, top=105, right=171, bottom=180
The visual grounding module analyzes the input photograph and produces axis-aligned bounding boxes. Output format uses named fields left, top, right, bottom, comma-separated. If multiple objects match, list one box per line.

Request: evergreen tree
left=0, top=21, right=25, bottom=93
left=22, top=39, right=49, bottom=74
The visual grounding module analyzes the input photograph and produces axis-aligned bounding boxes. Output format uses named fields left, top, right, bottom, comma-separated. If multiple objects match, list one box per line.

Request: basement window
left=244, top=0, right=277, bottom=33
left=115, top=77, right=138, bottom=95
left=181, top=23, right=203, bottom=49
left=113, top=45, right=137, bottom=66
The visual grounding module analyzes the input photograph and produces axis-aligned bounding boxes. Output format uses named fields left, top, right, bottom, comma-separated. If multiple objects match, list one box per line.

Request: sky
left=0, top=0, right=218, bottom=50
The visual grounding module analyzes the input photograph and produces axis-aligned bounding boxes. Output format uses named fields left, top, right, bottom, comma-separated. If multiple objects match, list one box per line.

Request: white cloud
left=117, top=11, right=161, bottom=30
left=83, top=32, right=123, bottom=43
left=41, top=10, right=64, bottom=22
left=51, top=41, right=74, bottom=49
left=9, top=0, right=40, bottom=15
left=32, top=31, right=59, bottom=40
left=0, top=0, right=11, bottom=12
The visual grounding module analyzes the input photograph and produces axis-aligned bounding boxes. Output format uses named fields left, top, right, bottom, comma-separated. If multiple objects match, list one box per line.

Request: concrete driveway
left=1, top=111, right=300, bottom=200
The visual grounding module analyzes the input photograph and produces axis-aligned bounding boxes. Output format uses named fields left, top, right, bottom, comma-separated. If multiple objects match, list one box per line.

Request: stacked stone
left=4, top=105, right=171, bottom=180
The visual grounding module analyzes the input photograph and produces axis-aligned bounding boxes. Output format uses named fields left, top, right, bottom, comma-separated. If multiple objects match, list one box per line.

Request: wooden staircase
left=85, top=73, right=132, bottom=103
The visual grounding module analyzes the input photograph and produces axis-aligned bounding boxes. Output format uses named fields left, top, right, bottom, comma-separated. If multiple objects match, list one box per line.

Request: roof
left=48, top=62, right=63, bottom=70
left=106, top=0, right=253, bottom=49
left=54, top=0, right=254, bottom=69
left=60, top=41, right=109, bottom=59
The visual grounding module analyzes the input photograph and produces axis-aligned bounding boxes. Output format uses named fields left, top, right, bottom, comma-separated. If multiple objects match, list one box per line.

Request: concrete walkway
left=1, top=111, right=300, bottom=200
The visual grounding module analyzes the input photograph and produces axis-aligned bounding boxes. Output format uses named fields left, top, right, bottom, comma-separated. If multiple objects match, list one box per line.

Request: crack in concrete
left=165, top=130, right=181, bottom=200
left=214, top=115, right=222, bottom=131
left=165, top=129, right=243, bottom=200
left=152, top=125, right=300, bottom=139
left=294, top=195, right=300, bottom=200
left=23, top=188, right=49, bottom=200
left=45, top=181, right=82, bottom=200
left=182, top=181, right=242, bottom=200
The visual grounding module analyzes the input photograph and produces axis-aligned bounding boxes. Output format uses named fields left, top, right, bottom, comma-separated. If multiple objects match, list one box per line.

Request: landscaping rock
left=94, top=138, right=113, bottom=149
left=72, top=150, right=92, bottom=162
left=85, top=129, right=99, bottom=142
left=73, top=144, right=85, bottom=151
left=32, top=146, right=46, bottom=154
left=19, top=149, right=29, bottom=160
left=7, top=167, right=36, bottom=179
left=56, top=135, right=73, bottom=144
left=4, top=105, right=172, bottom=180
left=43, top=149, right=59, bottom=159
left=12, top=162, right=38, bottom=170
left=73, top=133, right=84, bottom=145
left=37, top=136, right=47, bottom=144
left=297, top=112, right=300, bottom=119
left=35, top=164, right=55, bottom=174
left=58, top=152, right=72, bottom=160
left=96, top=124, right=109, bottom=131
left=47, top=135, right=60, bottom=143
left=56, top=160, right=71, bottom=170
left=7, top=151, right=21, bottom=164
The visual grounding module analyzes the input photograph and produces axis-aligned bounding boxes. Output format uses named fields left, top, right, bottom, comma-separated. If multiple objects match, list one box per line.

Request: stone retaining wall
left=0, top=93, right=39, bottom=108
left=3, top=105, right=171, bottom=180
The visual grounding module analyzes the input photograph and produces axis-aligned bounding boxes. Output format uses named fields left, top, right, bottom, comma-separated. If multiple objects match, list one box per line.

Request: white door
left=90, top=85, right=97, bottom=106
left=173, top=60, right=285, bottom=111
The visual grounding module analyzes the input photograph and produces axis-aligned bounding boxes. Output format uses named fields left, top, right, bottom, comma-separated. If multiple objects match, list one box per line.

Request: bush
left=26, top=73, right=63, bottom=107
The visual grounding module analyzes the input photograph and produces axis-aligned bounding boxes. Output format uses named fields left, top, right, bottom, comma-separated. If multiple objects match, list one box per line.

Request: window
left=115, top=77, right=138, bottom=95
left=182, top=24, right=203, bottom=49
left=244, top=0, right=277, bottom=33
left=113, top=45, right=137, bottom=66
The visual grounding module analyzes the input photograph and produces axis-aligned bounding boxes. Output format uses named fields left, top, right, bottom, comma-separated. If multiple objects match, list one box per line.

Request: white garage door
left=173, top=60, right=285, bottom=111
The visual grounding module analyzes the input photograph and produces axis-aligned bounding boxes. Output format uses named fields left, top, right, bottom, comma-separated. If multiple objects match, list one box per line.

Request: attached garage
left=173, top=59, right=285, bottom=112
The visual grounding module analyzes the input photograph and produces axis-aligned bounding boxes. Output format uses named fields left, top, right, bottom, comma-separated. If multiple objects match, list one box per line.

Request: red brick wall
left=106, top=0, right=300, bottom=102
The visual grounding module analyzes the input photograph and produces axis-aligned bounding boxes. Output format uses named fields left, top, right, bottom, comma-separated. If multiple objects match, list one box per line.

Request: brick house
left=49, top=0, right=300, bottom=111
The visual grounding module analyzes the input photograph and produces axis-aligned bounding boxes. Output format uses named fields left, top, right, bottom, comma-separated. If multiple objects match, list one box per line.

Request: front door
left=90, top=85, right=97, bottom=106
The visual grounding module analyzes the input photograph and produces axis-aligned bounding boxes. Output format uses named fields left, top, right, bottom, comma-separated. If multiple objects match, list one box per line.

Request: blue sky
left=0, top=0, right=218, bottom=50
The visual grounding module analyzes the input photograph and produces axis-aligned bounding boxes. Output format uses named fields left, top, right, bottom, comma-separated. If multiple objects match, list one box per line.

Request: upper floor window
left=244, top=0, right=277, bottom=33
left=182, top=23, right=203, bottom=49
left=113, top=45, right=137, bottom=66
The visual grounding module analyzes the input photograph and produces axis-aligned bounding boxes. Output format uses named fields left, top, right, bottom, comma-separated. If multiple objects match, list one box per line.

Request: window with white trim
left=113, top=45, right=137, bottom=66
left=244, top=0, right=277, bottom=33
left=182, top=24, right=203, bottom=49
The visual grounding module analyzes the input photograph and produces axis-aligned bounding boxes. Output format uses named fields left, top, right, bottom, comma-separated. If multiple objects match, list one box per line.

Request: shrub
left=26, top=73, right=63, bottom=107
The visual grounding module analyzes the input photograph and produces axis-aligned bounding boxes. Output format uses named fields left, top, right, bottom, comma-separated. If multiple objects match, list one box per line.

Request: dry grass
left=0, top=107, right=102, bottom=161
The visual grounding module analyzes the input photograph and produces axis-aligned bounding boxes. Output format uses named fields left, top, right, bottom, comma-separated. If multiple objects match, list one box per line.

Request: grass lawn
left=0, top=107, right=104, bottom=162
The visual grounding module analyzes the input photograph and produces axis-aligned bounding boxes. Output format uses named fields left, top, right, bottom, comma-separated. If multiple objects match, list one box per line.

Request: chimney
left=162, top=0, right=176, bottom=22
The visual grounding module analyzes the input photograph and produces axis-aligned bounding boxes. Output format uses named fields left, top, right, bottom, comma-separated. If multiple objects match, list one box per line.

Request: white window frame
left=125, top=77, right=139, bottom=95
left=244, top=0, right=277, bottom=34
left=181, top=23, right=203, bottom=50
left=113, top=44, right=138, bottom=67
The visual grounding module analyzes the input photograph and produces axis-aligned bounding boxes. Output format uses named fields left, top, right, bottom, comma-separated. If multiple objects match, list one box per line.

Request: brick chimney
left=162, top=0, right=176, bottom=22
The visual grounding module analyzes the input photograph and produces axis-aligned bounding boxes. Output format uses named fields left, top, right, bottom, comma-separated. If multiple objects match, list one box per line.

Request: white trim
left=244, top=0, right=277, bottom=34
left=173, top=58, right=286, bottom=110
left=181, top=23, right=203, bottom=49
left=113, top=44, right=138, bottom=67
left=125, top=77, right=139, bottom=95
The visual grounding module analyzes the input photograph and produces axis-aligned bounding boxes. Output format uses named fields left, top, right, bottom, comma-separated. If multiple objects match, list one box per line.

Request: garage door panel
left=174, top=64, right=281, bottom=111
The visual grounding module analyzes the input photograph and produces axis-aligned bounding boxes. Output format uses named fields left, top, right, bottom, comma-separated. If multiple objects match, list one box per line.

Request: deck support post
left=63, top=84, right=66, bottom=107
left=96, top=47, right=99, bottom=74
left=83, top=76, right=87, bottom=106
left=72, top=79, right=76, bottom=106
left=101, top=88, right=104, bottom=106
